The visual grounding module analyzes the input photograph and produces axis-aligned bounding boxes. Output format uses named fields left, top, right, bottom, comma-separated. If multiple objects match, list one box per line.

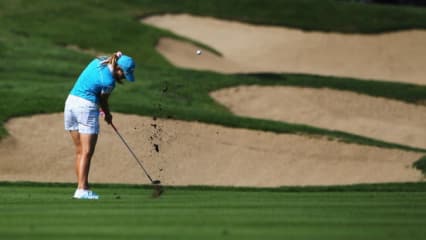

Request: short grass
left=1, top=182, right=426, bottom=240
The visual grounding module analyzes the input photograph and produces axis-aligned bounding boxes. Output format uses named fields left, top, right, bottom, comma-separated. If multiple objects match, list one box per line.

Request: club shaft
left=111, top=123, right=154, bottom=183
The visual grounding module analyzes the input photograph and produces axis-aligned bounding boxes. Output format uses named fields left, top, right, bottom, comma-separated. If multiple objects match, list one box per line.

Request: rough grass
left=136, top=0, right=426, bottom=33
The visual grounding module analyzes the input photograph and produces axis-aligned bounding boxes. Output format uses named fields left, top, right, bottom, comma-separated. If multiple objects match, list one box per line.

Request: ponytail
left=99, top=51, right=124, bottom=84
left=100, top=51, right=122, bottom=67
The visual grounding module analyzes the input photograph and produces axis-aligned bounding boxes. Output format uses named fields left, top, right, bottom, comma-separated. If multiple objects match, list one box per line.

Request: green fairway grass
left=1, top=182, right=426, bottom=240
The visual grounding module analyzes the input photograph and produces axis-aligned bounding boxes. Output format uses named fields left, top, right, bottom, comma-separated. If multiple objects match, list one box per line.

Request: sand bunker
left=211, top=86, right=426, bottom=149
left=143, top=14, right=426, bottom=85
left=0, top=113, right=423, bottom=187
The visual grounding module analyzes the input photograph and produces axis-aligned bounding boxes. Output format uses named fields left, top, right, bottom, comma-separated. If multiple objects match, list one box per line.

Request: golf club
left=110, top=122, right=163, bottom=197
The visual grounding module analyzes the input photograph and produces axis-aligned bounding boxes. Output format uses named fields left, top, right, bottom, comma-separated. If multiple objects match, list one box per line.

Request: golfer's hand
left=104, top=113, right=113, bottom=124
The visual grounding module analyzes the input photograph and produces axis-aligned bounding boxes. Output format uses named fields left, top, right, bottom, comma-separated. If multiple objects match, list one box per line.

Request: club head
left=152, top=180, right=161, bottom=185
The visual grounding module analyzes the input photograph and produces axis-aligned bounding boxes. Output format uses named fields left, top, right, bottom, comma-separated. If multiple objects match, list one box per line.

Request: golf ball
left=196, top=49, right=202, bottom=55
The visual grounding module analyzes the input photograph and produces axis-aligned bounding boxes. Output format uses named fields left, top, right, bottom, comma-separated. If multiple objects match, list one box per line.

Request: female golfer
left=64, top=51, right=135, bottom=199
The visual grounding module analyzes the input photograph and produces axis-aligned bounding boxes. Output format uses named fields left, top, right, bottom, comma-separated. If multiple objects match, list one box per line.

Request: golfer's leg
left=77, top=133, right=98, bottom=189
left=69, top=131, right=82, bottom=179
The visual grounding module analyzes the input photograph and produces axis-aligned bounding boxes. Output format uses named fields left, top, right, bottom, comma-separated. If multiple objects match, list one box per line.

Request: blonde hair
left=99, top=51, right=123, bottom=84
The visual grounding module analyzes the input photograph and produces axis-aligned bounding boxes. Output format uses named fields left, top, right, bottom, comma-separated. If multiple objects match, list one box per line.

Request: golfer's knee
left=81, top=149, right=94, bottom=159
left=75, top=148, right=82, bottom=155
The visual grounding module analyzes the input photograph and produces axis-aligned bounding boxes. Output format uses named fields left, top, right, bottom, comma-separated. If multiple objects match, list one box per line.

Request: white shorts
left=64, top=95, right=100, bottom=134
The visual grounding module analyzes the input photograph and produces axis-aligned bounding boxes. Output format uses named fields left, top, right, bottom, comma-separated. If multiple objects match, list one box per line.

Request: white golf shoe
left=73, top=189, right=100, bottom=200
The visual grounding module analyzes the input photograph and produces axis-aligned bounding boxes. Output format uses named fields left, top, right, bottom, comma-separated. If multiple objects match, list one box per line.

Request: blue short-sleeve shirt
left=70, top=58, right=115, bottom=104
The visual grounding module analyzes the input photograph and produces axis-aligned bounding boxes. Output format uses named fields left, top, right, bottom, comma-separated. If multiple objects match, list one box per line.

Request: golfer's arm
left=99, top=93, right=111, bottom=115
